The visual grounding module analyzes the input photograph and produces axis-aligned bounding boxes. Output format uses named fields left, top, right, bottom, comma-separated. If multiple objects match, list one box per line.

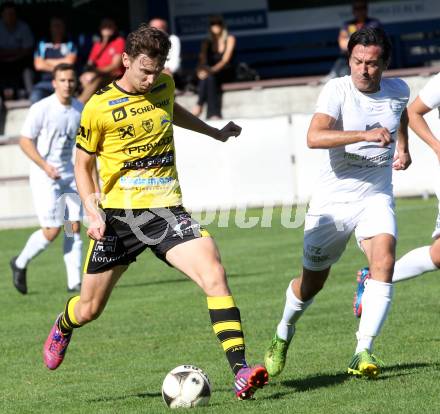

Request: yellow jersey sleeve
left=76, top=97, right=103, bottom=154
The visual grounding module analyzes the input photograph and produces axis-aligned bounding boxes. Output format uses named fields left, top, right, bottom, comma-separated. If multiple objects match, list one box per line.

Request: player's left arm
left=393, top=108, right=411, bottom=170
left=173, top=102, right=241, bottom=142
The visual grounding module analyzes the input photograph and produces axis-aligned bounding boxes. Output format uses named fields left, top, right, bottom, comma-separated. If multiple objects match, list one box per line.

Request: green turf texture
left=1, top=198, right=439, bottom=413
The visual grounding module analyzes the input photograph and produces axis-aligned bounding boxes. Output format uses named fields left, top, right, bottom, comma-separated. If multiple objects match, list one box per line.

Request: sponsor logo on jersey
left=171, top=214, right=201, bottom=238
left=121, top=151, right=174, bottom=170
left=129, top=98, right=170, bottom=116
left=142, top=119, right=154, bottom=134
left=94, top=236, right=117, bottom=253
left=303, top=244, right=329, bottom=263
left=389, top=100, right=406, bottom=114
left=109, top=97, right=129, bottom=106
left=77, top=125, right=91, bottom=141
left=112, top=106, right=128, bottom=122
left=161, top=114, right=171, bottom=125
left=150, top=83, right=166, bottom=93
left=119, top=176, right=174, bottom=188
left=118, top=124, right=136, bottom=140
left=122, top=135, right=173, bottom=155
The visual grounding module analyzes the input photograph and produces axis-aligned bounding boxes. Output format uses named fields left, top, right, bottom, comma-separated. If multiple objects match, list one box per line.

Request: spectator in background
left=325, top=0, right=381, bottom=80
left=31, top=16, right=77, bottom=104
left=149, top=17, right=181, bottom=78
left=0, top=1, right=34, bottom=100
left=79, top=18, right=124, bottom=103
left=192, top=15, right=236, bottom=120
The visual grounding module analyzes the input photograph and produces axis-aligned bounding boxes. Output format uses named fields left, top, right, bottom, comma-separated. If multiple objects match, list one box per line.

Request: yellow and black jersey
left=76, top=74, right=182, bottom=209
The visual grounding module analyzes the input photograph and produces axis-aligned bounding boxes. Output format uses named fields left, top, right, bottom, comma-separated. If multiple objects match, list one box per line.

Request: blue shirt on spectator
left=34, top=40, right=77, bottom=81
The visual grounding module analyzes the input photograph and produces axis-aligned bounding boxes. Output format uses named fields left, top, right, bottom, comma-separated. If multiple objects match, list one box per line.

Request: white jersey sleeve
left=20, top=102, right=44, bottom=140
left=419, top=73, right=440, bottom=109
left=315, top=78, right=345, bottom=120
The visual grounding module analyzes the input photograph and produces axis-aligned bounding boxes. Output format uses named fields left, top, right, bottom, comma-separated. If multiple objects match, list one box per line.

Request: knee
left=42, top=227, right=61, bottom=242
left=200, top=262, right=229, bottom=296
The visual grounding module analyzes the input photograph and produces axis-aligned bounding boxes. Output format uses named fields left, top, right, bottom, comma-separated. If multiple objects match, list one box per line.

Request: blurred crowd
left=0, top=0, right=384, bottom=120
left=0, top=2, right=239, bottom=119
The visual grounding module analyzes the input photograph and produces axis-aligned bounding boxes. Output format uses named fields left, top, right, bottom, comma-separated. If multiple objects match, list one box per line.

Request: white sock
left=393, top=246, right=438, bottom=283
left=356, top=279, right=393, bottom=353
left=64, top=233, right=83, bottom=289
left=16, top=229, right=51, bottom=269
left=276, top=281, right=313, bottom=341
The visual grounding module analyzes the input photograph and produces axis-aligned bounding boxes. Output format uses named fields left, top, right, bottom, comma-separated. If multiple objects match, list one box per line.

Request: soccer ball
left=161, top=365, right=211, bottom=408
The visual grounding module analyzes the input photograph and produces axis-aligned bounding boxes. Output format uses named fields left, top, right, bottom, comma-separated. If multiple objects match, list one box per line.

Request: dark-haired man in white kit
left=265, top=27, right=411, bottom=379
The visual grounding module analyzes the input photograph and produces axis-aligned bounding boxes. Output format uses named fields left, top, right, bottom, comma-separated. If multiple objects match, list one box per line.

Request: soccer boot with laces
left=234, top=364, right=269, bottom=400
left=43, top=314, right=73, bottom=370
left=353, top=267, right=370, bottom=318
left=264, top=333, right=291, bottom=377
left=347, top=349, right=383, bottom=379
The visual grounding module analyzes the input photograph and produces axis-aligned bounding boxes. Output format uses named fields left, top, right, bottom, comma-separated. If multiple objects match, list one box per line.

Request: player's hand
left=214, top=121, right=242, bottom=142
left=43, top=163, right=60, bottom=179
left=393, top=151, right=411, bottom=170
left=363, top=127, right=393, bottom=147
left=86, top=211, right=106, bottom=241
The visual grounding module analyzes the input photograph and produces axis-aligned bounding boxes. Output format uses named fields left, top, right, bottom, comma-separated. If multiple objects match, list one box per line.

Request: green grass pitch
left=1, top=197, right=439, bottom=413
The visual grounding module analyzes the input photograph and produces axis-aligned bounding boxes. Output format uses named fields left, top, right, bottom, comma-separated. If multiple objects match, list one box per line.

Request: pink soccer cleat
left=234, top=364, right=269, bottom=400
left=43, top=314, right=72, bottom=370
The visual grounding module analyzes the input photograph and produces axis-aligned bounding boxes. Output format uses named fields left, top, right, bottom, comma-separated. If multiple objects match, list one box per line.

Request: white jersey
left=21, top=94, right=83, bottom=180
left=419, top=72, right=440, bottom=109
left=309, top=75, right=409, bottom=209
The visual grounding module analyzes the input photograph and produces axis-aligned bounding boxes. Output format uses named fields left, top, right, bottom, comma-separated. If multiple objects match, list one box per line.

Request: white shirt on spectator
left=166, top=34, right=181, bottom=74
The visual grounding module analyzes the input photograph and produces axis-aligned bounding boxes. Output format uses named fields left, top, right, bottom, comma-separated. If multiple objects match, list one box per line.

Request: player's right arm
left=19, top=103, right=60, bottom=179
left=75, top=149, right=105, bottom=241
left=75, top=99, right=105, bottom=241
left=309, top=79, right=392, bottom=149
left=307, top=113, right=392, bottom=149
left=19, top=136, right=60, bottom=179
left=408, top=96, right=440, bottom=160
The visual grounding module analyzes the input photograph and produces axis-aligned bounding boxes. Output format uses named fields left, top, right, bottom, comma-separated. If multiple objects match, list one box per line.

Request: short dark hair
left=52, top=63, right=75, bottom=79
left=125, top=24, right=170, bottom=63
left=348, top=27, right=392, bottom=65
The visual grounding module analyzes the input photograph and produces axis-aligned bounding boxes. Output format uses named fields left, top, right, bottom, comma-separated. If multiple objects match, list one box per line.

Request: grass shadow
left=87, top=391, right=162, bottom=403
left=114, top=270, right=266, bottom=290
left=277, top=361, right=438, bottom=393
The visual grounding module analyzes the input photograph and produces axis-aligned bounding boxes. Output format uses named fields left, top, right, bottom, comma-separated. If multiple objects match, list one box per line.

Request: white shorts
left=303, top=193, right=397, bottom=271
left=30, top=173, right=81, bottom=228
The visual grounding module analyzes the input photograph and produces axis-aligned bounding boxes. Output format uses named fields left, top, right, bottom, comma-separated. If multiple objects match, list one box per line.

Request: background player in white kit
left=10, top=63, right=84, bottom=294
left=264, top=27, right=411, bottom=378
left=353, top=71, right=440, bottom=316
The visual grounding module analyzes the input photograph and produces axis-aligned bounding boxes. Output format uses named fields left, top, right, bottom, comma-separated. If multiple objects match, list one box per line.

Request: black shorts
left=84, top=206, right=209, bottom=274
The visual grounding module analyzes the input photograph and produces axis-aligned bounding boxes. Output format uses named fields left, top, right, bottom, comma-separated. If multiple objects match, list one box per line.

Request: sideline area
left=1, top=68, right=439, bottom=227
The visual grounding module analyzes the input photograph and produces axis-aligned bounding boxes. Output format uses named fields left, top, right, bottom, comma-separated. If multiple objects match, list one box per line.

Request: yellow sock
left=207, top=295, right=246, bottom=374
left=59, top=296, right=82, bottom=334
